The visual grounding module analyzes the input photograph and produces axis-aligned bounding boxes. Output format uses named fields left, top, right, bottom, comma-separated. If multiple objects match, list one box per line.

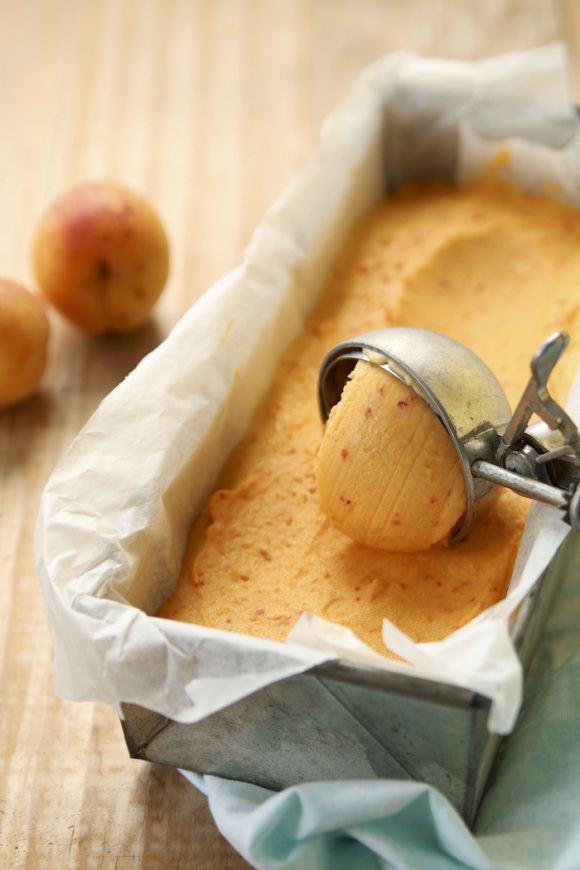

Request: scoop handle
left=471, top=460, right=579, bottom=529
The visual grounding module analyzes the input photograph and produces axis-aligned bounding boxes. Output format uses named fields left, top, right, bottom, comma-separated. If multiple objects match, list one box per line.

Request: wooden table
left=1, top=1, right=578, bottom=866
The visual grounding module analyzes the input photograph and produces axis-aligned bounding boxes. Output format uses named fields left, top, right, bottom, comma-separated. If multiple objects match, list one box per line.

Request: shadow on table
left=135, top=763, right=249, bottom=868
left=0, top=316, right=166, bottom=475
left=91, top=318, right=165, bottom=383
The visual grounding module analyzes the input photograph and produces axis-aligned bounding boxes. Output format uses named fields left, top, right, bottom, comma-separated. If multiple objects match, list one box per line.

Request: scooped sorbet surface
left=316, top=361, right=468, bottom=552
left=160, top=181, right=580, bottom=654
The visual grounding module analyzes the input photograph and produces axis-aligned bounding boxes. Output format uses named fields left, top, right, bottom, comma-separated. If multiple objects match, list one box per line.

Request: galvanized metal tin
left=114, top=75, right=580, bottom=828
left=120, top=531, right=574, bottom=825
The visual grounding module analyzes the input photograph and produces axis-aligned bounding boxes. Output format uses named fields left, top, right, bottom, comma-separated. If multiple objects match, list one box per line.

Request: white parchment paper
left=37, top=45, right=580, bottom=736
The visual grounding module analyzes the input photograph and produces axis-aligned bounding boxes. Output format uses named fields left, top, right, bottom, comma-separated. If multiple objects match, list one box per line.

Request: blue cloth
left=184, top=534, right=580, bottom=869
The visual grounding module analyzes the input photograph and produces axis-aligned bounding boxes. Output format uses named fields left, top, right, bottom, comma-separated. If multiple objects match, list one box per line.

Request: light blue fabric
left=184, top=533, right=580, bottom=869
left=200, top=778, right=489, bottom=869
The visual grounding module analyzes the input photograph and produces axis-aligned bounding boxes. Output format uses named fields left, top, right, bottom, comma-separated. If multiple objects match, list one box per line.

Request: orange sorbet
left=160, top=180, right=580, bottom=654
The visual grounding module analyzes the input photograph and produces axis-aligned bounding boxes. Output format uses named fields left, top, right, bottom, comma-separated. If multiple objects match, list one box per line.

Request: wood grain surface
left=0, top=1, right=578, bottom=867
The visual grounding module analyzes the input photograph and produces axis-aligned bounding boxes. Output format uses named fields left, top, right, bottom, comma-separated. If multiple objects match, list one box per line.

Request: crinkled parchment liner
left=37, top=45, right=580, bottom=735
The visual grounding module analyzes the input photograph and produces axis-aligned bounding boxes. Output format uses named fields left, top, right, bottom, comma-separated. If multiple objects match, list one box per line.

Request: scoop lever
left=499, top=331, right=578, bottom=456
left=473, top=331, right=580, bottom=530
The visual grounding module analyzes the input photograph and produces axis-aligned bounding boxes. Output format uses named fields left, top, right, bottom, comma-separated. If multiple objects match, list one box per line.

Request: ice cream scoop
left=317, top=328, right=580, bottom=548
left=317, top=361, right=467, bottom=551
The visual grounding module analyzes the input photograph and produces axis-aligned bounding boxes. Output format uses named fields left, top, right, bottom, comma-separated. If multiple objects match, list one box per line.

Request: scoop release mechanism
left=318, top=328, right=580, bottom=541
left=472, top=332, right=580, bottom=530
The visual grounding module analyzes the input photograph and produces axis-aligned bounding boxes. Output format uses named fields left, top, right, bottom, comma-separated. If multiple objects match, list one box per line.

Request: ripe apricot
left=0, top=279, right=49, bottom=409
left=33, top=181, right=170, bottom=335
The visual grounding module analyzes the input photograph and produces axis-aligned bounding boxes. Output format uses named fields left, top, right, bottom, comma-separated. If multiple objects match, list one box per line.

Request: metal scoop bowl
left=318, top=327, right=580, bottom=541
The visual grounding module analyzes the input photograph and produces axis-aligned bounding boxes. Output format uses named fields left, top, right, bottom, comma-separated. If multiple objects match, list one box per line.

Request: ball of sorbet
left=0, top=279, right=49, bottom=410
left=316, top=361, right=467, bottom=552
left=33, top=181, right=170, bottom=335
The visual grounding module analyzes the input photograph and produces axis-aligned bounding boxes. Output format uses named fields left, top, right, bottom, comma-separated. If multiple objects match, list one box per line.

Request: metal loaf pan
left=116, top=79, right=580, bottom=826
left=121, top=527, right=574, bottom=825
